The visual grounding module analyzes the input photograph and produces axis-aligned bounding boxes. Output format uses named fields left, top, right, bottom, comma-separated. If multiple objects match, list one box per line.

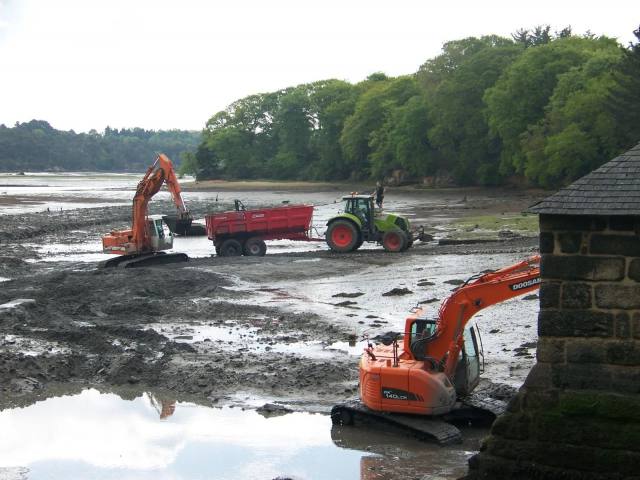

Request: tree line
left=0, top=120, right=201, bottom=172
left=186, top=25, right=640, bottom=188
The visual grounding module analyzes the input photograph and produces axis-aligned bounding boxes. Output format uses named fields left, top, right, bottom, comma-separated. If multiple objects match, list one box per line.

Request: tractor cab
left=404, top=317, right=482, bottom=396
left=342, top=195, right=374, bottom=233
left=147, top=215, right=173, bottom=252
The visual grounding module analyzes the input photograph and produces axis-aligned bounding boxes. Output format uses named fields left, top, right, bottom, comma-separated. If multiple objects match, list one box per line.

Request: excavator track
left=331, top=400, right=463, bottom=446
left=100, top=252, right=189, bottom=268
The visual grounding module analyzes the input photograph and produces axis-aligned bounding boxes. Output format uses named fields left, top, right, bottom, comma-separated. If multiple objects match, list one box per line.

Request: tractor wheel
left=243, top=237, right=267, bottom=256
left=326, top=220, right=359, bottom=252
left=219, top=238, right=243, bottom=256
left=382, top=230, right=407, bottom=253
left=404, top=237, right=414, bottom=251
left=352, top=235, right=364, bottom=251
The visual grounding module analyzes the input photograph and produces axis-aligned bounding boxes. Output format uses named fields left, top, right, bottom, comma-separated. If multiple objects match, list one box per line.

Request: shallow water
left=0, top=389, right=479, bottom=480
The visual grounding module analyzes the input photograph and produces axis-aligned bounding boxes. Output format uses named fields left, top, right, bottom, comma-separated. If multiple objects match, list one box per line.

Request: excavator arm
left=404, top=255, right=540, bottom=377
left=130, top=154, right=189, bottom=251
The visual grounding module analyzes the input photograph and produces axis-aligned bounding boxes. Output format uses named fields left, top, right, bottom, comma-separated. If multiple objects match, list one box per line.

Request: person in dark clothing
left=375, top=181, right=385, bottom=208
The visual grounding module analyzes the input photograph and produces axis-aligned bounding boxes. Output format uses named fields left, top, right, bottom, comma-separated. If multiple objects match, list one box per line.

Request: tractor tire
left=218, top=238, right=243, bottom=256
left=382, top=230, right=408, bottom=253
left=326, top=220, right=359, bottom=253
left=243, top=237, right=267, bottom=256
left=352, top=235, right=364, bottom=251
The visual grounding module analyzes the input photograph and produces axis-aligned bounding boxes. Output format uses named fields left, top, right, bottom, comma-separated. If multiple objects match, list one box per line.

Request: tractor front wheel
left=326, top=220, right=359, bottom=252
left=382, top=230, right=407, bottom=253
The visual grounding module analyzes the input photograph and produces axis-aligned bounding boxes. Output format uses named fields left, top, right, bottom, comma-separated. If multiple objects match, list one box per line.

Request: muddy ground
left=0, top=187, right=542, bottom=416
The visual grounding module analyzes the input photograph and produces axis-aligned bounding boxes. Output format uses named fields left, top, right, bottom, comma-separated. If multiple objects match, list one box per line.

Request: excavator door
left=148, top=216, right=173, bottom=252
left=453, top=326, right=481, bottom=395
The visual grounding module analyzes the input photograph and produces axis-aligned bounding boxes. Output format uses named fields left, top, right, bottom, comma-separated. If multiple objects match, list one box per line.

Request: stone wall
left=464, top=214, right=640, bottom=480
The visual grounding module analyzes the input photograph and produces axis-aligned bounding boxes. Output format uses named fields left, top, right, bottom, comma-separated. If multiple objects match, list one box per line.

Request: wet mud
left=0, top=186, right=543, bottom=478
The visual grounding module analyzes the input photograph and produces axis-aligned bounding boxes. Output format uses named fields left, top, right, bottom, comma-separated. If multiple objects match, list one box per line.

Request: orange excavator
left=332, top=255, right=540, bottom=444
left=101, top=154, right=190, bottom=268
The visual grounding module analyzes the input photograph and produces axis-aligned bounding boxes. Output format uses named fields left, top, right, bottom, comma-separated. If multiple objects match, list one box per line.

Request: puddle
left=0, top=389, right=477, bottom=479
left=0, top=299, right=36, bottom=309
left=145, top=322, right=367, bottom=360
left=1, top=334, right=70, bottom=357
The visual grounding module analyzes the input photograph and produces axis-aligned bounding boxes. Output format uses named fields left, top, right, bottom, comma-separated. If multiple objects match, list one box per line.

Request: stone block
left=541, top=255, right=624, bottom=281
left=539, top=214, right=606, bottom=233
left=561, top=282, right=592, bottom=309
left=531, top=413, right=640, bottom=451
left=539, top=281, right=561, bottom=309
left=611, top=366, right=640, bottom=394
left=536, top=338, right=565, bottom=363
left=629, top=258, right=640, bottom=282
left=490, top=412, right=530, bottom=440
left=558, top=390, right=640, bottom=422
left=551, top=363, right=612, bottom=390
left=520, top=386, right=559, bottom=411
left=590, top=234, right=640, bottom=257
left=634, top=313, right=640, bottom=340
left=595, top=284, right=640, bottom=309
left=539, top=310, right=614, bottom=338
left=558, top=232, right=582, bottom=253
left=566, top=339, right=607, bottom=363
left=539, top=232, right=555, bottom=254
left=606, top=340, right=640, bottom=366
left=615, top=313, right=631, bottom=339
left=482, top=436, right=640, bottom=475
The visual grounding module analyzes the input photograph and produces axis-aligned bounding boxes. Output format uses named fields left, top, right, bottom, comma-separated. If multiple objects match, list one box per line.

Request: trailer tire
left=243, top=237, right=267, bottom=256
left=326, top=220, right=359, bottom=252
left=382, top=230, right=407, bottom=253
left=219, top=238, right=243, bottom=256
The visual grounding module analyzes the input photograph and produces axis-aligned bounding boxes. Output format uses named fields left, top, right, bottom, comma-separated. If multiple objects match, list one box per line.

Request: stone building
left=465, top=142, right=640, bottom=479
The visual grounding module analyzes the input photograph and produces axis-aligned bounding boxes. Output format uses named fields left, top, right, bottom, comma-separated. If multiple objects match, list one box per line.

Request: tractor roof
left=342, top=194, right=373, bottom=200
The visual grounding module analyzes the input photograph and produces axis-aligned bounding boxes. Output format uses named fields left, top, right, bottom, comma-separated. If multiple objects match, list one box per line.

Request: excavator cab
left=147, top=215, right=173, bottom=252
left=405, top=317, right=481, bottom=395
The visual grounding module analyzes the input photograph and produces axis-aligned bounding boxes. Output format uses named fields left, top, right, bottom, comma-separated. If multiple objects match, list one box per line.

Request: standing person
left=375, top=181, right=385, bottom=208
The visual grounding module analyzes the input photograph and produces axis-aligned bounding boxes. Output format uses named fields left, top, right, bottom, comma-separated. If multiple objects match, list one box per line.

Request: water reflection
left=0, top=389, right=362, bottom=479
left=0, top=388, right=479, bottom=480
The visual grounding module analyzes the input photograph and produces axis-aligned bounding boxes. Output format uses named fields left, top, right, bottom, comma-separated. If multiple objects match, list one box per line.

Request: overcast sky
left=0, top=0, right=637, bottom=133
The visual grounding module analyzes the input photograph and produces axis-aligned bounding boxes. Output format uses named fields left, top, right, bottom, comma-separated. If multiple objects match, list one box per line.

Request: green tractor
left=326, top=194, right=423, bottom=253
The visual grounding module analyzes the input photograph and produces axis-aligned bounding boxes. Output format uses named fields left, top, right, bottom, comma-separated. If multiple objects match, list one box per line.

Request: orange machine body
left=360, top=255, right=541, bottom=415
left=102, top=154, right=188, bottom=255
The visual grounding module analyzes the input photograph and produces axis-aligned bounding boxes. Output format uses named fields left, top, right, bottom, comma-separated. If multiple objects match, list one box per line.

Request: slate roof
left=528, top=142, right=640, bottom=216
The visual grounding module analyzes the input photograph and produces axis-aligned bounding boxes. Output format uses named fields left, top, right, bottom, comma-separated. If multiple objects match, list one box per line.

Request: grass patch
left=449, top=213, right=539, bottom=238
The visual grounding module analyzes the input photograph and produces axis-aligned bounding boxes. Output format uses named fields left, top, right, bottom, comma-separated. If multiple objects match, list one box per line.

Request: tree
left=484, top=36, right=620, bottom=177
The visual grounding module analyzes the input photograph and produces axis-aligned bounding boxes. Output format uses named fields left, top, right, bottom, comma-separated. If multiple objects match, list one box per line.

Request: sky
left=0, top=0, right=637, bottom=133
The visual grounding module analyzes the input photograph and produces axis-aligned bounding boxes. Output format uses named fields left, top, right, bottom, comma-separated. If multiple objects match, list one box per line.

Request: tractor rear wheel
left=219, top=238, right=243, bottom=256
left=243, top=237, right=267, bottom=256
left=326, top=220, right=359, bottom=252
left=382, top=230, right=407, bottom=253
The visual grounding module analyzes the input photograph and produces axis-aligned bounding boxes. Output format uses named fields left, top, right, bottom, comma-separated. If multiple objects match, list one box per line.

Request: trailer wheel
left=326, top=220, right=358, bottom=252
left=243, top=237, right=267, bottom=256
left=382, top=230, right=407, bottom=253
left=219, top=238, right=243, bottom=256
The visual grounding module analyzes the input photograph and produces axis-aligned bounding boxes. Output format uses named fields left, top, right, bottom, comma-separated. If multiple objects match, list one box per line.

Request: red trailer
left=205, top=201, right=316, bottom=256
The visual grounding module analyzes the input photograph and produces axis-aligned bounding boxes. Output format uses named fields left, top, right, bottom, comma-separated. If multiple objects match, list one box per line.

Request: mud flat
left=0, top=184, right=544, bottom=479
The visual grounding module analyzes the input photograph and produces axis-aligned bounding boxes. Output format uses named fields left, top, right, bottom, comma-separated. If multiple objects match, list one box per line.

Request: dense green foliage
left=191, top=26, right=640, bottom=188
left=0, top=121, right=201, bottom=172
